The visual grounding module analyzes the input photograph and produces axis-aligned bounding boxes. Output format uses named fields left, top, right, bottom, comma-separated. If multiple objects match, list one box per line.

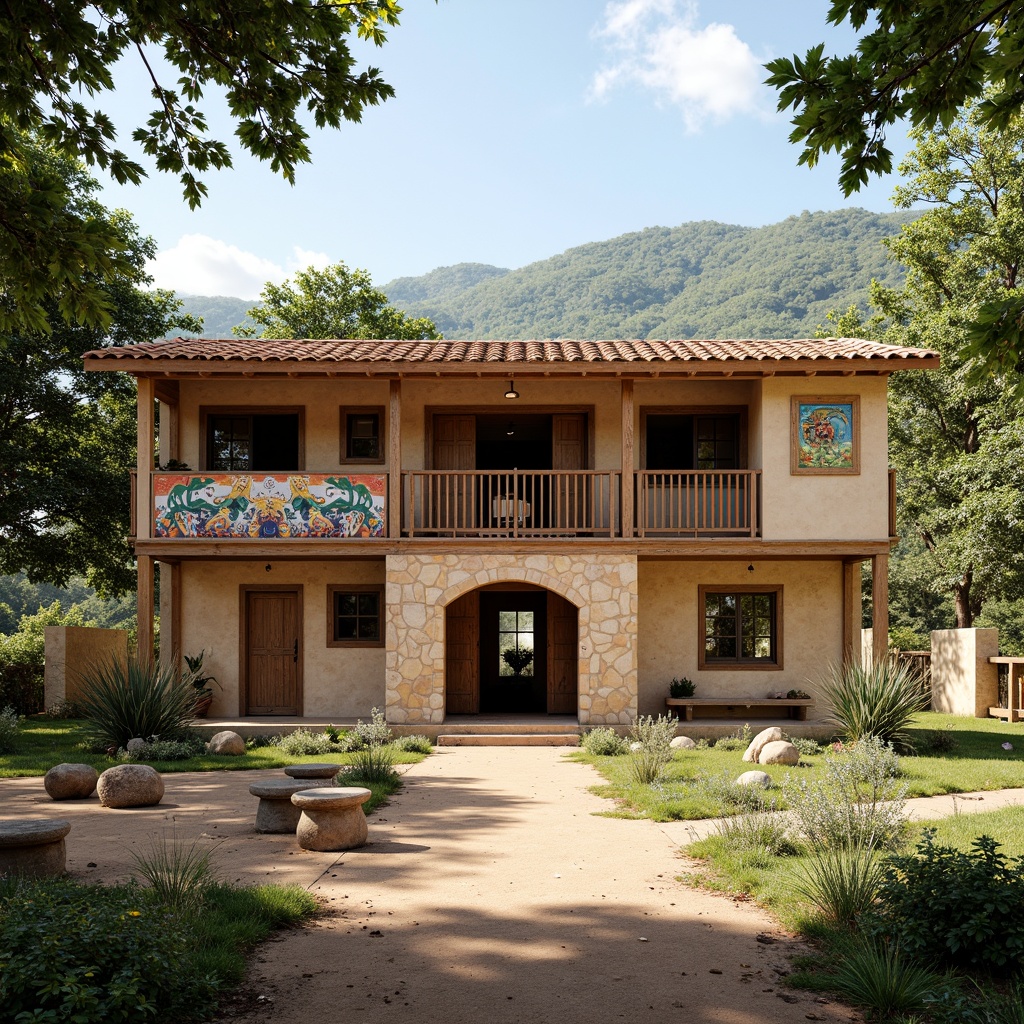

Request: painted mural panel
left=153, top=474, right=386, bottom=538
left=790, top=396, right=861, bottom=474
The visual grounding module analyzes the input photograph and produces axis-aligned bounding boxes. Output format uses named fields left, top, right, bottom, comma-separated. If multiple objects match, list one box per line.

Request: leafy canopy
left=0, top=0, right=405, bottom=333
left=237, top=262, right=441, bottom=340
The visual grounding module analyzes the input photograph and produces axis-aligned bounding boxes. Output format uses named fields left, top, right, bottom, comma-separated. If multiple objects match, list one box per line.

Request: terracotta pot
left=193, top=692, right=214, bottom=718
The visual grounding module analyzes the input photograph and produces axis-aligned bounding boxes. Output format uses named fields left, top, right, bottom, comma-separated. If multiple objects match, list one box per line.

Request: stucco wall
left=931, top=628, right=999, bottom=717
left=178, top=559, right=386, bottom=718
left=636, top=560, right=844, bottom=718
left=44, top=626, right=128, bottom=708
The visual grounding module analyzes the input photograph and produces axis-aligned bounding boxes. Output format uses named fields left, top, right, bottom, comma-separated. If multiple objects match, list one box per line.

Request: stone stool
left=283, top=763, right=341, bottom=780
left=0, top=819, right=71, bottom=878
left=291, top=787, right=372, bottom=851
left=249, top=778, right=332, bottom=833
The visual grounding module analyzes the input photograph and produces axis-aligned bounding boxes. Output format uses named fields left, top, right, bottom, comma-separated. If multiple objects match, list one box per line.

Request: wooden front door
left=244, top=588, right=301, bottom=715
left=445, top=591, right=480, bottom=714
left=547, top=592, right=578, bottom=714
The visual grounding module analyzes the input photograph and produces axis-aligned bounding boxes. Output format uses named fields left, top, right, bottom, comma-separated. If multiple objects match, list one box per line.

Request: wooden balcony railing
left=635, top=470, right=761, bottom=537
left=403, top=470, right=619, bottom=538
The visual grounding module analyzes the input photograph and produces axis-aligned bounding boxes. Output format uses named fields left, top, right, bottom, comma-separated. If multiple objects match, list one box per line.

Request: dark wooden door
left=552, top=413, right=587, bottom=530
left=547, top=592, right=578, bottom=714
left=432, top=414, right=477, bottom=531
left=245, top=589, right=301, bottom=715
left=445, top=591, right=480, bottom=714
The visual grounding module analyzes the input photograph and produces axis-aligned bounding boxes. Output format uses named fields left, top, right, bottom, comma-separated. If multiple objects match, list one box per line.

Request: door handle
left=293, top=639, right=298, bottom=663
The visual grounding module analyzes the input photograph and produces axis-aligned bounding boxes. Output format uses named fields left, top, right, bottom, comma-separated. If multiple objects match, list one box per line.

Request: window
left=204, top=410, right=302, bottom=471
left=327, top=585, right=384, bottom=647
left=340, top=407, right=384, bottom=463
left=497, top=609, right=535, bottom=677
left=643, top=410, right=744, bottom=470
left=698, top=586, right=782, bottom=669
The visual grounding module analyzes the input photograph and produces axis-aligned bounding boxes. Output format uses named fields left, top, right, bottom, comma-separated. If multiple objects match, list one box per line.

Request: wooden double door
left=446, top=586, right=577, bottom=715
left=243, top=587, right=302, bottom=715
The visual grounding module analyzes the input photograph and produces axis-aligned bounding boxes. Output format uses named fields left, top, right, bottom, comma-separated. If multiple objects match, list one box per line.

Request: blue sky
left=96, top=0, right=910, bottom=299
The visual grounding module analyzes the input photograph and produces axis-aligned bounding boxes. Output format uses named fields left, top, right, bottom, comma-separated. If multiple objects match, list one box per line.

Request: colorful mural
left=792, top=397, right=859, bottom=473
left=153, top=474, right=387, bottom=538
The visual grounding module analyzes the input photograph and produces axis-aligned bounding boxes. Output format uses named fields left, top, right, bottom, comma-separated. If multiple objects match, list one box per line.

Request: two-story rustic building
left=83, top=337, right=938, bottom=732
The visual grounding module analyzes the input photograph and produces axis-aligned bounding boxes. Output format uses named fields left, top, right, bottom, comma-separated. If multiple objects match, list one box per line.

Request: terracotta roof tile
left=83, top=337, right=939, bottom=366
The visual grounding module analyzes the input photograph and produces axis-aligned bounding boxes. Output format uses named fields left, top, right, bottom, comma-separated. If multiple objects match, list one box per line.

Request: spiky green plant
left=627, top=714, right=676, bottom=785
left=792, top=844, right=885, bottom=927
left=131, top=835, right=215, bottom=915
left=78, top=655, right=198, bottom=748
left=830, top=939, right=940, bottom=1019
left=343, top=741, right=398, bottom=785
left=820, top=659, right=929, bottom=749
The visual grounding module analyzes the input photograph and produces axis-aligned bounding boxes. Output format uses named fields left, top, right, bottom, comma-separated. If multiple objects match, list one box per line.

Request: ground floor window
left=698, top=585, right=782, bottom=669
left=327, top=585, right=384, bottom=647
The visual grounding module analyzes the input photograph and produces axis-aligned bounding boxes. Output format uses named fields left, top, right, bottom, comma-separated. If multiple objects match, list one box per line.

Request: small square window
left=340, top=407, right=384, bottom=463
left=327, top=585, right=384, bottom=647
left=698, top=586, right=782, bottom=670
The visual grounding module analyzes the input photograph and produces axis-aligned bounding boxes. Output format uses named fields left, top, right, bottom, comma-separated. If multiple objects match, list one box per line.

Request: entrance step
left=437, top=733, right=581, bottom=747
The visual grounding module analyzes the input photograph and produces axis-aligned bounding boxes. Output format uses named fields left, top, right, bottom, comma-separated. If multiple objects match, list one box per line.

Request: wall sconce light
left=504, top=379, right=520, bottom=400
left=265, top=564, right=272, bottom=573
left=506, top=421, right=516, bottom=436
left=747, top=563, right=755, bottom=573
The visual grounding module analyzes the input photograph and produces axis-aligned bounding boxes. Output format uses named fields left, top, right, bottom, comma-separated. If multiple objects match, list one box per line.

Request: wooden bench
left=666, top=697, right=814, bottom=721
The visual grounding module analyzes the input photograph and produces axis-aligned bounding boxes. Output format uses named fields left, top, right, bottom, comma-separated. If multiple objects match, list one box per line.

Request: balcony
left=636, top=470, right=761, bottom=538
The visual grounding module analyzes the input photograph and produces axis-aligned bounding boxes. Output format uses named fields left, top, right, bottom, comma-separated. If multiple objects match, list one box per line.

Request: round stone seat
left=283, top=763, right=341, bottom=780
left=0, top=818, right=71, bottom=878
left=249, top=778, right=333, bottom=833
left=291, top=786, right=372, bottom=851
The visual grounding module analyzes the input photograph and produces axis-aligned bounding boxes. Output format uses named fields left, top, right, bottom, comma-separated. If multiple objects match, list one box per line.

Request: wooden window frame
left=326, top=584, right=385, bottom=648
left=200, top=406, right=306, bottom=472
left=340, top=406, right=386, bottom=465
left=697, top=584, right=783, bottom=671
left=640, top=406, right=748, bottom=470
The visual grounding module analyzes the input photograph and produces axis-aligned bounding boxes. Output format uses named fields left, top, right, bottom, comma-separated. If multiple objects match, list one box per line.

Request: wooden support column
left=872, top=552, right=889, bottom=666
left=620, top=379, right=634, bottom=538
left=842, top=559, right=860, bottom=666
left=1009, top=662, right=1022, bottom=724
left=136, top=377, right=155, bottom=540
left=137, top=555, right=155, bottom=663
left=388, top=379, right=402, bottom=539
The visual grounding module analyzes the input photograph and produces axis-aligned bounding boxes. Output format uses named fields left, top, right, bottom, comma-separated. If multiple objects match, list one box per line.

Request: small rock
left=43, top=763, right=98, bottom=800
left=735, top=770, right=772, bottom=788
left=125, top=737, right=146, bottom=753
left=97, top=763, right=164, bottom=808
left=742, top=727, right=784, bottom=763
left=758, top=740, right=800, bottom=766
left=670, top=736, right=696, bottom=750
left=206, top=730, right=245, bottom=755
left=709, top=969, right=722, bottom=974
left=629, top=741, right=643, bottom=752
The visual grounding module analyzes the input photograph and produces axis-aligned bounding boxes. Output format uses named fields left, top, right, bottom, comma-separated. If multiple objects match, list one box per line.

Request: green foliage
left=669, top=676, right=695, bottom=697
left=126, top=735, right=207, bottom=762
left=869, top=831, right=1024, bottom=972
left=715, top=800, right=799, bottom=858
left=342, top=742, right=398, bottom=786
left=276, top=728, right=347, bottom=757
left=237, top=261, right=440, bottom=341
left=792, top=845, right=885, bottom=927
left=764, top=2, right=1024, bottom=196
left=820, top=659, right=929, bottom=749
left=0, top=705, right=20, bottom=753
left=131, top=835, right=215, bottom=914
left=829, top=938, right=940, bottom=1018
left=788, top=736, right=824, bottom=757
left=501, top=645, right=535, bottom=676
left=78, top=655, right=198, bottom=748
left=889, top=625, right=930, bottom=652
left=354, top=707, right=393, bottom=747
left=393, top=734, right=433, bottom=753
left=626, top=714, right=676, bottom=786
left=581, top=727, right=629, bottom=757
left=786, top=736, right=909, bottom=851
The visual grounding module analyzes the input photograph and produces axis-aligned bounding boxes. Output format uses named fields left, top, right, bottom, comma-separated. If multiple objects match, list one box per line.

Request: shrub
left=0, top=704, right=21, bottom=753
left=868, top=831, right=1024, bottom=972
left=786, top=735, right=908, bottom=850
left=829, top=939, right=940, bottom=1018
left=44, top=698, right=84, bottom=719
left=788, top=735, right=824, bottom=756
left=581, top=726, right=629, bottom=756
left=127, top=734, right=207, bottom=762
left=713, top=736, right=747, bottom=751
left=276, top=728, right=343, bottom=756
left=627, top=714, right=676, bottom=785
left=792, top=844, right=885, bottom=926
left=77, top=654, right=197, bottom=748
left=693, top=771, right=783, bottom=813
left=245, top=733, right=279, bottom=750
left=0, top=876, right=217, bottom=1021
left=394, top=734, right=433, bottom=753
left=819, top=659, right=929, bottom=750
left=131, top=835, right=216, bottom=914
left=715, top=800, right=798, bottom=857
left=343, top=742, right=398, bottom=784
left=669, top=676, right=696, bottom=698
left=354, top=706, right=392, bottom=747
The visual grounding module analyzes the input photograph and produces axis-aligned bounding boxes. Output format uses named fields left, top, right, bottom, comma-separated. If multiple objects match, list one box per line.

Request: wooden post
left=1009, top=662, right=1021, bottom=724
left=137, top=554, right=155, bottom=663
left=842, top=559, right=860, bottom=666
left=872, top=552, right=889, bottom=667
left=389, top=379, right=402, bottom=539
left=621, top=379, right=634, bottom=538
left=136, top=377, right=155, bottom=540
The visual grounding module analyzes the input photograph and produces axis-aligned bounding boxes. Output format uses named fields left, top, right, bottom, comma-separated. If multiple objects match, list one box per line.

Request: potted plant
left=184, top=652, right=220, bottom=718
left=501, top=645, right=534, bottom=678
left=669, top=676, right=696, bottom=698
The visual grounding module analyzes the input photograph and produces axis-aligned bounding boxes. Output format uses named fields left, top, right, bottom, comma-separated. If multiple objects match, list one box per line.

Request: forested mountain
left=171, top=208, right=912, bottom=340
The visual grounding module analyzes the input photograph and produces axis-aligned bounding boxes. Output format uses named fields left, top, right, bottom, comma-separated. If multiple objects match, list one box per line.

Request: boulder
left=207, top=730, right=245, bottom=756
left=742, top=727, right=785, bottom=763
left=97, top=764, right=165, bottom=808
left=736, top=770, right=772, bottom=787
left=758, top=740, right=800, bottom=766
left=670, top=736, right=697, bottom=750
left=126, top=737, right=146, bottom=753
left=43, top=763, right=98, bottom=800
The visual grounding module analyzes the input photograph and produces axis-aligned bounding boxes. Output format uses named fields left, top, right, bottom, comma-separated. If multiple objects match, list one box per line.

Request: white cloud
left=591, top=0, right=767, bottom=131
left=148, top=235, right=333, bottom=299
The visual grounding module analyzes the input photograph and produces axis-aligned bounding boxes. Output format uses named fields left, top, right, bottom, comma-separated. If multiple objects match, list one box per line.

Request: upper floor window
left=205, top=410, right=301, bottom=471
left=698, top=585, right=782, bottom=669
left=644, top=409, right=744, bottom=470
left=340, top=407, right=384, bottom=463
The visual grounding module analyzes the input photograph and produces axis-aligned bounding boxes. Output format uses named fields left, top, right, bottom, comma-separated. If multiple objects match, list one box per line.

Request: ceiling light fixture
left=506, top=421, right=516, bottom=436
left=504, top=379, right=520, bottom=400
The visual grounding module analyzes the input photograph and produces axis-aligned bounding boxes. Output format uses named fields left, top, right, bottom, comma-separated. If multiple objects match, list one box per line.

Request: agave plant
left=820, top=659, right=929, bottom=749
left=78, top=654, right=198, bottom=748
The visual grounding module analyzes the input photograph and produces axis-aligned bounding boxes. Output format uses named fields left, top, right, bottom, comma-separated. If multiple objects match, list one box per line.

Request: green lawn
left=574, top=712, right=1024, bottom=821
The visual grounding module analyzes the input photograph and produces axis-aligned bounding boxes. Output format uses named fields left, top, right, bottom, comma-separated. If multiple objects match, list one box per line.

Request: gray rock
left=207, top=730, right=245, bottom=756
left=97, top=764, right=165, bottom=808
left=743, top=727, right=785, bottom=763
left=736, top=770, right=772, bottom=787
left=126, top=738, right=146, bottom=753
left=758, top=740, right=800, bottom=766
left=0, top=818, right=71, bottom=878
left=292, top=787, right=372, bottom=851
left=43, top=763, right=98, bottom=800
left=670, top=736, right=697, bottom=750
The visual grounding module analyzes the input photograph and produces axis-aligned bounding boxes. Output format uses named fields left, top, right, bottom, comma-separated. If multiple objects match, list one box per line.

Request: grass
left=573, top=712, right=1024, bottom=821
left=0, top=717, right=428, bottom=778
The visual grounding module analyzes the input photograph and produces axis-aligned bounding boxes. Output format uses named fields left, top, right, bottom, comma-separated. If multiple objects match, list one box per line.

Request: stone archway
left=385, top=553, right=638, bottom=726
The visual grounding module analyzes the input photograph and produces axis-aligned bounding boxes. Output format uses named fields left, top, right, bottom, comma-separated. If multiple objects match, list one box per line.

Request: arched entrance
left=445, top=583, right=578, bottom=715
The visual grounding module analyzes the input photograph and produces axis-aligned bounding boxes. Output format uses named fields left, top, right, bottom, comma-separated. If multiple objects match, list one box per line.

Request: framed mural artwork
left=791, top=397, right=860, bottom=474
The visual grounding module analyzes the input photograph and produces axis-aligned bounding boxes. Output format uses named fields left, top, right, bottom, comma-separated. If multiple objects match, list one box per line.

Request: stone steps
left=436, top=733, right=581, bottom=747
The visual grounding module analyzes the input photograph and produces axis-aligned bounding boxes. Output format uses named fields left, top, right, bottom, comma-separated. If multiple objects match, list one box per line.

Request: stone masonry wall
left=385, top=553, right=638, bottom=725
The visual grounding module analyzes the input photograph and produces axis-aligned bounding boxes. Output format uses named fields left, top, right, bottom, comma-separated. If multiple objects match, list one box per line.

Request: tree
left=832, top=107, right=1024, bottom=627
left=237, top=262, right=441, bottom=340
left=1, top=1, right=406, bottom=333
left=0, top=138, right=199, bottom=596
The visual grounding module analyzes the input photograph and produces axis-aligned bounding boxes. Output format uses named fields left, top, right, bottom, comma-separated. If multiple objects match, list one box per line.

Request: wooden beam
left=621, top=379, right=634, bottom=538
left=843, top=560, right=860, bottom=665
left=136, top=377, right=155, bottom=540
left=389, top=379, right=402, bottom=539
left=872, top=552, right=889, bottom=666
left=137, top=554, right=155, bottom=663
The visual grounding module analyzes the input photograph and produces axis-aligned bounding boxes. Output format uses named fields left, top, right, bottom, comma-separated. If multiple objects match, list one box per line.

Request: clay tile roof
left=82, top=337, right=939, bottom=367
